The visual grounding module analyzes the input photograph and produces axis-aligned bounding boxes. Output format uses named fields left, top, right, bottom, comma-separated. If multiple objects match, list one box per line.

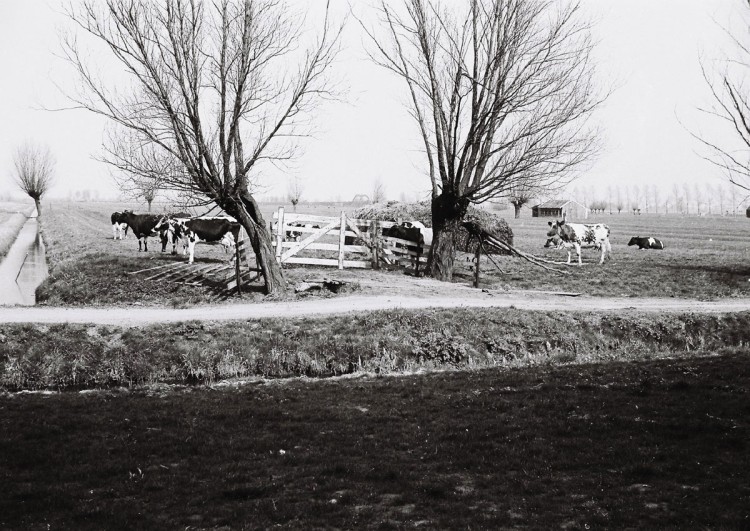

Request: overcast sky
left=0, top=0, right=743, bottom=203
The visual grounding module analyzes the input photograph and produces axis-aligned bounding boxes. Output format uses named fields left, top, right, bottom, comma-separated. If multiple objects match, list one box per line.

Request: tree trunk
left=513, top=203, right=522, bottom=219
left=427, top=192, right=469, bottom=281
left=147, top=200, right=152, bottom=212
left=34, top=198, right=42, bottom=220
left=226, top=189, right=287, bottom=295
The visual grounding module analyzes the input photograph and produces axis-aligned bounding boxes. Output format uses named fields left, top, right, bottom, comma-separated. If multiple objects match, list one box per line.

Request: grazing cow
left=120, top=211, right=165, bottom=252
left=174, top=217, right=241, bottom=263
left=110, top=211, right=130, bottom=240
left=628, top=236, right=665, bottom=250
left=546, top=220, right=611, bottom=265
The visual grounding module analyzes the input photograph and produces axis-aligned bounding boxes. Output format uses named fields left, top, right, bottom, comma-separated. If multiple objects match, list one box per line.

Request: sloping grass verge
left=2, top=308, right=750, bottom=391
left=0, top=211, right=29, bottom=261
left=35, top=254, right=232, bottom=306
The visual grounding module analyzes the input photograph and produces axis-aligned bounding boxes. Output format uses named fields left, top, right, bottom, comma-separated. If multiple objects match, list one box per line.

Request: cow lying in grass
left=628, top=236, right=665, bottom=250
left=546, top=220, right=611, bottom=265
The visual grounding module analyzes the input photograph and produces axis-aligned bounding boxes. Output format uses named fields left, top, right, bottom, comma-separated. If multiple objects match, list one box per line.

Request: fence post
left=275, top=207, right=284, bottom=264
left=370, top=220, right=380, bottom=270
left=338, top=211, right=346, bottom=269
left=473, top=235, right=483, bottom=288
left=235, top=235, right=242, bottom=296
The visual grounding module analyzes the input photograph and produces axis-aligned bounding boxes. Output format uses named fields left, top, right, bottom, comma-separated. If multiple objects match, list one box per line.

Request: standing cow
left=120, top=211, right=165, bottom=252
left=156, top=213, right=192, bottom=254
left=110, top=211, right=130, bottom=240
left=546, top=220, right=611, bottom=265
left=173, top=217, right=241, bottom=263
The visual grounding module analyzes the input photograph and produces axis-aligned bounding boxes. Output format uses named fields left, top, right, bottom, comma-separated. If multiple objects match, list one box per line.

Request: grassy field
left=31, top=201, right=750, bottom=304
left=1, top=351, right=747, bottom=529
left=0, top=201, right=34, bottom=261
left=467, top=212, right=750, bottom=299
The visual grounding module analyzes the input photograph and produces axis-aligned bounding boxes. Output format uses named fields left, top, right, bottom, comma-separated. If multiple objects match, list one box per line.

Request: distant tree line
left=564, top=182, right=748, bottom=216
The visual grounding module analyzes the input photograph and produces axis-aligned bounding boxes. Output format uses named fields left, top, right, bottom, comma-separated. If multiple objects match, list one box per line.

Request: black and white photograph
left=1, top=0, right=749, bottom=528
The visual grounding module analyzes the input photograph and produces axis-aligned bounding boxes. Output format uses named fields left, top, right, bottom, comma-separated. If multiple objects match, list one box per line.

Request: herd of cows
left=110, top=210, right=240, bottom=263
left=110, top=210, right=663, bottom=267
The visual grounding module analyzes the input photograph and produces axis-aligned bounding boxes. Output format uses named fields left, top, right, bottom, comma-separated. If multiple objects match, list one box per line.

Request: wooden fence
left=271, top=208, right=429, bottom=271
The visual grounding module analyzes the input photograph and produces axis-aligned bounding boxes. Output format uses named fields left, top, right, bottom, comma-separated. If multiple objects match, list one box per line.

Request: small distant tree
left=640, top=184, right=650, bottom=213
left=12, top=141, right=55, bottom=220
left=107, top=132, right=173, bottom=212
left=682, top=182, right=691, bottom=215
left=651, top=184, right=660, bottom=214
left=615, top=186, right=623, bottom=213
left=716, top=183, right=726, bottom=214
left=506, top=181, right=537, bottom=219
left=287, top=177, right=304, bottom=212
left=589, top=200, right=607, bottom=214
left=371, top=178, right=386, bottom=204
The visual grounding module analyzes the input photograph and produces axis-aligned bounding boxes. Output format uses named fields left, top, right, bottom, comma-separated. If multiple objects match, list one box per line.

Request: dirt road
left=1, top=291, right=750, bottom=327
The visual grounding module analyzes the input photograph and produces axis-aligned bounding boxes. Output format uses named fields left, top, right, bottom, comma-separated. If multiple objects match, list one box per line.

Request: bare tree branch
left=364, top=0, right=602, bottom=280
left=60, top=0, right=343, bottom=293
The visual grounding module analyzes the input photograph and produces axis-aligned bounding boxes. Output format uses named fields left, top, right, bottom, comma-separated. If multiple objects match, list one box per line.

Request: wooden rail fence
left=271, top=208, right=429, bottom=272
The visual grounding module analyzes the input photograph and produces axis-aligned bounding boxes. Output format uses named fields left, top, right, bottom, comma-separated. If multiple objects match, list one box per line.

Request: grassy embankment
left=35, top=201, right=750, bottom=305
left=2, top=307, right=750, bottom=391
left=0, top=202, right=33, bottom=261
left=1, top=351, right=747, bottom=528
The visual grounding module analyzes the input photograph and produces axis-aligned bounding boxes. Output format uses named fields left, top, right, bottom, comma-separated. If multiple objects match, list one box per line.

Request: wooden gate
left=271, top=208, right=429, bottom=272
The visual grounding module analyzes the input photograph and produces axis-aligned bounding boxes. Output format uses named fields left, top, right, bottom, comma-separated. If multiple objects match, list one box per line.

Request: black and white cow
left=120, top=211, right=165, bottom=252
left=286, top=222, right=322, bottom=242
left=546, top=220, right=611, bottom=265
left=157, top=212, right=192, bottom=254
left=382, top=220, right=433, bottom=247
left=110, top=211, right=130, bottom=240
left=173, top=217, right=241, bottom=263
left=628, top=236, right=665, bottom=250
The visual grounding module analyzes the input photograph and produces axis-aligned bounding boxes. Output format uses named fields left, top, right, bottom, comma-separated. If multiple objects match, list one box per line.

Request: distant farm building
left=746, top=206, right=750, bottom=218
left=531, top=199, right=589, bottom=220
left=352, top=194, right=370, bottom=204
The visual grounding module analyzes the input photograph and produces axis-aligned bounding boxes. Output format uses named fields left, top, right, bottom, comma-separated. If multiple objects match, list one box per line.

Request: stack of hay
left=351, top=200, right=513, bottom=253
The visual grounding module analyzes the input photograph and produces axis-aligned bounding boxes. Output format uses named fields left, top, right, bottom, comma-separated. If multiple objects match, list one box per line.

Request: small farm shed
left=531, top=199, right=589, bottom=220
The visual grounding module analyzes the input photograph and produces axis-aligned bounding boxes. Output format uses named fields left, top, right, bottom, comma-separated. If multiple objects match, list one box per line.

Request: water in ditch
left=0, top=216, right=49, bottom=305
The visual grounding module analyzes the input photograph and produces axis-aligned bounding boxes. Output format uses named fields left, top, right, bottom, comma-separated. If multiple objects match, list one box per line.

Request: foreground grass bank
left=1, top=353, right=747, bottom=528
left=2, top=308, right=750, bottom=391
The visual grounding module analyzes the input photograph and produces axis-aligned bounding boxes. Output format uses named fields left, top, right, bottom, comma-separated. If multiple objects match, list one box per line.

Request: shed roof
left=532, top=199, right=583, bottom=209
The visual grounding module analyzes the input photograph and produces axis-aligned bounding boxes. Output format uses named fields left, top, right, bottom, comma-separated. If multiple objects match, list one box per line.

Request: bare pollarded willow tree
left=365, top=0, right=602, bottom=280
left=12, top=141, right=56, bottom=220
left=287, top=176, right=303, bottom=212
left=694, top=1, right=750, bottom=195
left=61, top=0, right=342, bottom=294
